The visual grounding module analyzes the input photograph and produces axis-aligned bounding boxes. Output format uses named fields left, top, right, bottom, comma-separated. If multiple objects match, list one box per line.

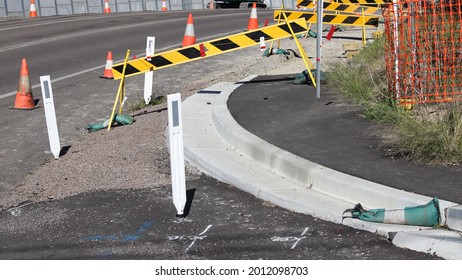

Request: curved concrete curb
left=182, top=76, right=462, bottom=259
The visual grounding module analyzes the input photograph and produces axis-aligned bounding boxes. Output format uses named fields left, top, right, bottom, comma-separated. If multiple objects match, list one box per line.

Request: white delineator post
left=40, top=75, right=61, bottom=159
left=167, top=93, right=187, bottom=220
left=144, top=36, right=155, bottom=105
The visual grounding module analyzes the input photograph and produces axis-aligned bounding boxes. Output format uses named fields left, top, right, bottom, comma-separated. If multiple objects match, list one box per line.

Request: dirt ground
left=0, top=26, right=379, bottom=211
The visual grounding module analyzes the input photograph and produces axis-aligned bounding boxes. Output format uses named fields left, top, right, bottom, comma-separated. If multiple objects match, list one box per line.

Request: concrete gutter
left=182, top=76, right=462, bottom=259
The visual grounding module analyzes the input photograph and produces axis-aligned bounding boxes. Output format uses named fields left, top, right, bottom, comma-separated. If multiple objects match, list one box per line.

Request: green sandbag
left=293, top=69, right=326, bottom=85
left=343, top=197, right=441, bottom=227
left=87, top=114, right=134, bottom=132
left=114, top=114, right=134, bottom=125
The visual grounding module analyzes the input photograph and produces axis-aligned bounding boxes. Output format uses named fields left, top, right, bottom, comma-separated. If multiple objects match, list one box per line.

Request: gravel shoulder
left=0, top=27, right=374, bottom=211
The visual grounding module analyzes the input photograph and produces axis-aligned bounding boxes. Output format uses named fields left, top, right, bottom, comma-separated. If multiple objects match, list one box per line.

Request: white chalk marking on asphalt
left=271, top=227, right=310, bottom=249
left=0, top=31, right=241, bottom=101
left=167, top=224, right=213, bottom=252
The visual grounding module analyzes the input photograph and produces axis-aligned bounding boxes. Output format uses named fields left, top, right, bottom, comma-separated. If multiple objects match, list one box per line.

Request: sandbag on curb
left=87, top=113, right=135, bottom=132
left=342, top=197, right=441, bottom=227
left=293, top=69, right=326, bottom=85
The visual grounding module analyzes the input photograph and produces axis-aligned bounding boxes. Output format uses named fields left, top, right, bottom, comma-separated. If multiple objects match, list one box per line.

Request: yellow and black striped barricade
left=274, top=10, right=379, bottom=27
left=112, top=19, right=308, bottom=80
left=297, top=0, right=386, bottom=8
left=300, top=0, right=382, bottom=16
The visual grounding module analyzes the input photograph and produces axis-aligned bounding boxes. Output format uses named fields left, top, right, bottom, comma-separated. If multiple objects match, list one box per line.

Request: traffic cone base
left=9, top=92, right=39, bottom=110
left=10, top=58, right=39, bottom=110
left=104, top=0, right=111, bottom=14
left=247, top=3, right=258, bottom=31
left=30, top=0, right=38, bottom=18
left=100, top=51, right=114, bottom=79
left=181, top=13, right=196, bottom=47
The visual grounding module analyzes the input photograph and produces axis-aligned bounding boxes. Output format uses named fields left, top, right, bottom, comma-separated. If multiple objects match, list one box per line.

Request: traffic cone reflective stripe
left=10, top=58, right=38, bottom=110
left=181, top=13, right=196, bottom=47
left=104, top=0, right=111, bottom=14
left=247, top=3, right=258, bottom=31
left=30, top=0, right=38, bottom=18
left=162, top=0, right=168, bottom=11
left=100, top=51, right=114, bottom=79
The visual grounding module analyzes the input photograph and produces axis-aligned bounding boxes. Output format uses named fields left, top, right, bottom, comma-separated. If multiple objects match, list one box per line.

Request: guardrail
left=0, top=0, right=295, bottom=17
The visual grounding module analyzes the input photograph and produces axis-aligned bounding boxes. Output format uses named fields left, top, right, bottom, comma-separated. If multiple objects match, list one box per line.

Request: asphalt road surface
left=0, top=174, right=439, bottom=259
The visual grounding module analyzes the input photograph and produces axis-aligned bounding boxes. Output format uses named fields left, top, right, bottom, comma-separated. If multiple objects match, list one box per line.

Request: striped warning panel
left=112, top=19, right=308, bottom=80
left=274, top=10, right=379, bottom=27
left=297, top=0, right=386, bottom=7
left=301, top=0, right=382, bottom=16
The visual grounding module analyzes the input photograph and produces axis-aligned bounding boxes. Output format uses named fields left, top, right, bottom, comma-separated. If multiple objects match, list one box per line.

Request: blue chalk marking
left=135, top=221, right=154, bottom=234
left=86, top=220, right=155, bottom=242
left=122, top=235, right=139, bottom=241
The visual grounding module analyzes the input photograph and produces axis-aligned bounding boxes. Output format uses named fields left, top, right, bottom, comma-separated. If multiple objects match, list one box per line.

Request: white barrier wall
left=1, top=0, right=294, bottom=17
left=0, top=0, right=216, bottom=17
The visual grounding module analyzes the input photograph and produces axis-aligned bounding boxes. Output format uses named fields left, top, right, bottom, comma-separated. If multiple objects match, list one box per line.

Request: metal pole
left=54, top=0, right=58, bottom=15
left=128, top=0, right=132, bottom=12
left=20, top=0, right=26, bottom=17
left=70, top=0, right=75, bottom=14
left=315, top=0, right=323, bottom=98
left=3, top=0, right=8, bottom=16
left=85, top=0, right=89, bottom=13
left=37, top=0, right=42, bottom=16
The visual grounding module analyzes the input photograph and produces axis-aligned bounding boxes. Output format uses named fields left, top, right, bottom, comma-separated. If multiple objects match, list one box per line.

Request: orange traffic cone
left=104, top=0, right=111, bottom=14
left=30, top=0, right=38, bottom=18
left=100, top=51, right=114, bottom=79
left=9, top=58, right=38, bottom=110
left=161, top=0, right=168, bottom=11
left=182, top=13, right=196, bottom=47
left=247, top=3, right=258, bottom=31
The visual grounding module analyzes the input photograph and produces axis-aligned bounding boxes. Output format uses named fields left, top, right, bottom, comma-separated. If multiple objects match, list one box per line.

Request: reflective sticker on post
left=260, top=36, right=266, bottom=52
left=146, top=36, right=155, bottom=61
left=167, top=93, right=186, bottom=218
left=40, top=76, right=61, bottom=159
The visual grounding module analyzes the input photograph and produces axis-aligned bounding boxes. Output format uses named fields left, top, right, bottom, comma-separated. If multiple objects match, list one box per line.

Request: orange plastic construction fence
left=383, top=0, right=462, bottom=105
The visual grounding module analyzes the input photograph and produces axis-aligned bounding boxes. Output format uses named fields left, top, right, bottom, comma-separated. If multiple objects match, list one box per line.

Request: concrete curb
left=182, top=77, right=462, bottom=259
